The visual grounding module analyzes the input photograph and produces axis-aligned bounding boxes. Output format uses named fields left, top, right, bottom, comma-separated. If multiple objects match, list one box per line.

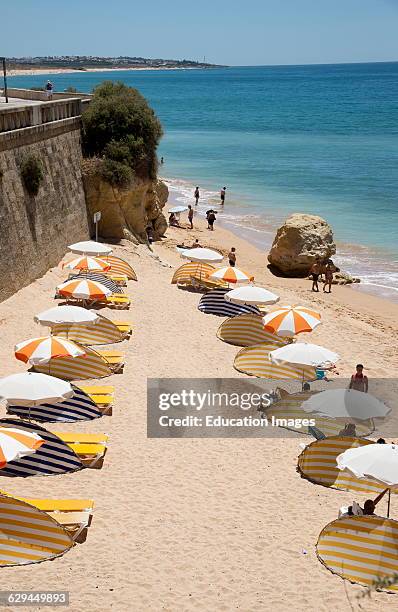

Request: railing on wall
left=0, top=98, right=84, bottom=133
left=0, top=89, right=92, bottom=133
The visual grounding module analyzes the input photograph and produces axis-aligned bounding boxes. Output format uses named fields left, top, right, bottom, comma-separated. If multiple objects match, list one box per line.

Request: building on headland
left=0, top=89, right=91, bottom=302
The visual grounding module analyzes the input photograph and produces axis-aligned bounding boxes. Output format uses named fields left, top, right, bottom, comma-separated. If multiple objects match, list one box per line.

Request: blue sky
left=3, top=0, right=398, bottom=65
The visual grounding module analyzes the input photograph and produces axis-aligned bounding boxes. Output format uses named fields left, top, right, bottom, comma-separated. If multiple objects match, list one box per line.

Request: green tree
left=82, top=81, right=162, bottom=184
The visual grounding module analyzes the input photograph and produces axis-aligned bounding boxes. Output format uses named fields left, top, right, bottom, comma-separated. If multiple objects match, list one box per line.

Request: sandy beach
left=0, top=216, right=397, bottom=611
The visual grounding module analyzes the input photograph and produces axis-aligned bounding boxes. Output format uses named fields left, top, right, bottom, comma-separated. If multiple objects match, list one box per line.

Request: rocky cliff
left=82, top=160, right=168, bottom=243
left=268, top=213, right=336, bottom=277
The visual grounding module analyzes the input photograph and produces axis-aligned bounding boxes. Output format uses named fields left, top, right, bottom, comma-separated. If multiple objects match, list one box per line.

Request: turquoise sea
left=9, top=63, right=398, bottom=301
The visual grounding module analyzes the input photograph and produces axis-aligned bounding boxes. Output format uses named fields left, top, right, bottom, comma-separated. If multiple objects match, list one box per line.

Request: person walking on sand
left=220, top=187, right=226, bottom=205
left=228, top=247, right=237, bottom=267
left=45, top=80, right=54, bottom=100
left=188, top=205, right=194, bottom=229
left=323, top=262, right=334, bottom=293
left=207, top=210, right=217, bottom=231
left=194, top=186, right=200, bottom=206
left=349, top=364, right=369, bottom=393
left=310, top=260, right=322, bottom=292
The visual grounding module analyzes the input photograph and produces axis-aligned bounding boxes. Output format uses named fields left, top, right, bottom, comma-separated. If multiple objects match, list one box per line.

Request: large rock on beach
left=268, top=213, right=336, bottom=277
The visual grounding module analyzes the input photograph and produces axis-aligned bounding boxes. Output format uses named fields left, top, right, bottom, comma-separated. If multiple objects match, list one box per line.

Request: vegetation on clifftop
left=81, top=81, right=163, bottom=187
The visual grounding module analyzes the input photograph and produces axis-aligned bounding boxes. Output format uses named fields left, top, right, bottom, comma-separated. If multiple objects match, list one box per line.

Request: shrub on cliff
left=82, top=81, right=162, bottom=183
left=20, top=155, right=44, bottom=196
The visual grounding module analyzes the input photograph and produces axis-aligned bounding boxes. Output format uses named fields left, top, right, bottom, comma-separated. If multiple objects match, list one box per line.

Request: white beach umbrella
left=270, top=343, right=340, bottom=369
left=181, top=247, right=223, bottom=264
left=68, top=241, right=113, bottom=256
left=337, top=444, right=398, bottom=488
left=0, top=428, right=44, bottom=468
left=169, top=205, right=188, bottom=214
left=337, top=444, right=398, bottom=516
left=225, top=285, right=279, bottom=306
left=0, top=372, right=73, bottom=406
left=34, top=306, right=100, bottom=327
left=302, top=389, right=390, bottom=420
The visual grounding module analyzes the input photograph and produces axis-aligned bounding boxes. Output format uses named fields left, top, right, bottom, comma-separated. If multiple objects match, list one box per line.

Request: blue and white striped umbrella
left=0, top=419, right=82, bottom=477
left=7, top=386, right=102, bottom=423
left=198, top=288, right=261, bottom=317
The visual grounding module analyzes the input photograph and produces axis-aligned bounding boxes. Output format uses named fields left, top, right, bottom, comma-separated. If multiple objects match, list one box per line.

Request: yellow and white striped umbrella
left=105, top=255, right=137, bottom=280
left=317, top=515, right=398, bottom=591
left=217, top=314, right=290, bottom=347
left=0, top=494, right=73, bottom=566
left=234, top=343, right=317, bottom=380
left=15, top=336, right=86, bottom=365
left=0, top=427, right=44, bottom=469
left=63, top=256, right=111, bottom=272
left=209, top=266, right=254, bottom=285
left=52, top=315, right=124, bottom=345
left=263, top=305, right=321, bottom=337
left=298, top=437, right=385, bottom=493
left=33, top=345, right=112, bottom=380
left=57, top=278, right=112, bottom=300
left=171, top=262, right=215, bottom=284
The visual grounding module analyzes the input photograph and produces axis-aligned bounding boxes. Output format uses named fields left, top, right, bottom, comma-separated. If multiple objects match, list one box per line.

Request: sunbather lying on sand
left=339, top=488, right=389, bottom=518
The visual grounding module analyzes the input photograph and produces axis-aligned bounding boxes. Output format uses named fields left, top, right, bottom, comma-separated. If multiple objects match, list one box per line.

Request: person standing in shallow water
left=207, top=210, right=217, bottom=231
left=220, top=187, right=226, bottom=205
left=194, top=186, right=200, bottom=205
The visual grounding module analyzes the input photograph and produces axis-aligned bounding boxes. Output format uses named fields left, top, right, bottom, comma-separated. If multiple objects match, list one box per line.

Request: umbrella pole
left=388, top=489, right=391, bottom=518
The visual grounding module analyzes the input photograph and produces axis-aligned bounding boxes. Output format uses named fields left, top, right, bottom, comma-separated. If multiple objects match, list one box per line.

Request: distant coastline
left=6, top=66, right=221, bottom=77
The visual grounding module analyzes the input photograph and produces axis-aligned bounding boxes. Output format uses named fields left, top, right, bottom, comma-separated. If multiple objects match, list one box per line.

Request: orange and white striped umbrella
left=0, top=427, right=44, bottom=469
left=262, top=305, right=321, bottom=337
left=15, top=336, right=86, bottom=365
left=63, top=255, right=111, bottom=272
left=209, top=266, right=254, bottom=285
left=57, top=278, right=112, bottom=300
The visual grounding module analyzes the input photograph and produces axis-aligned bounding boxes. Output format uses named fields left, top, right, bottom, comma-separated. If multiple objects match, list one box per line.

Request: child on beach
left=194, top=186, right=200, bottom=205
left=188, top=205, right=194, bottom=229
left=220, top=187, right=226, bottom=205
